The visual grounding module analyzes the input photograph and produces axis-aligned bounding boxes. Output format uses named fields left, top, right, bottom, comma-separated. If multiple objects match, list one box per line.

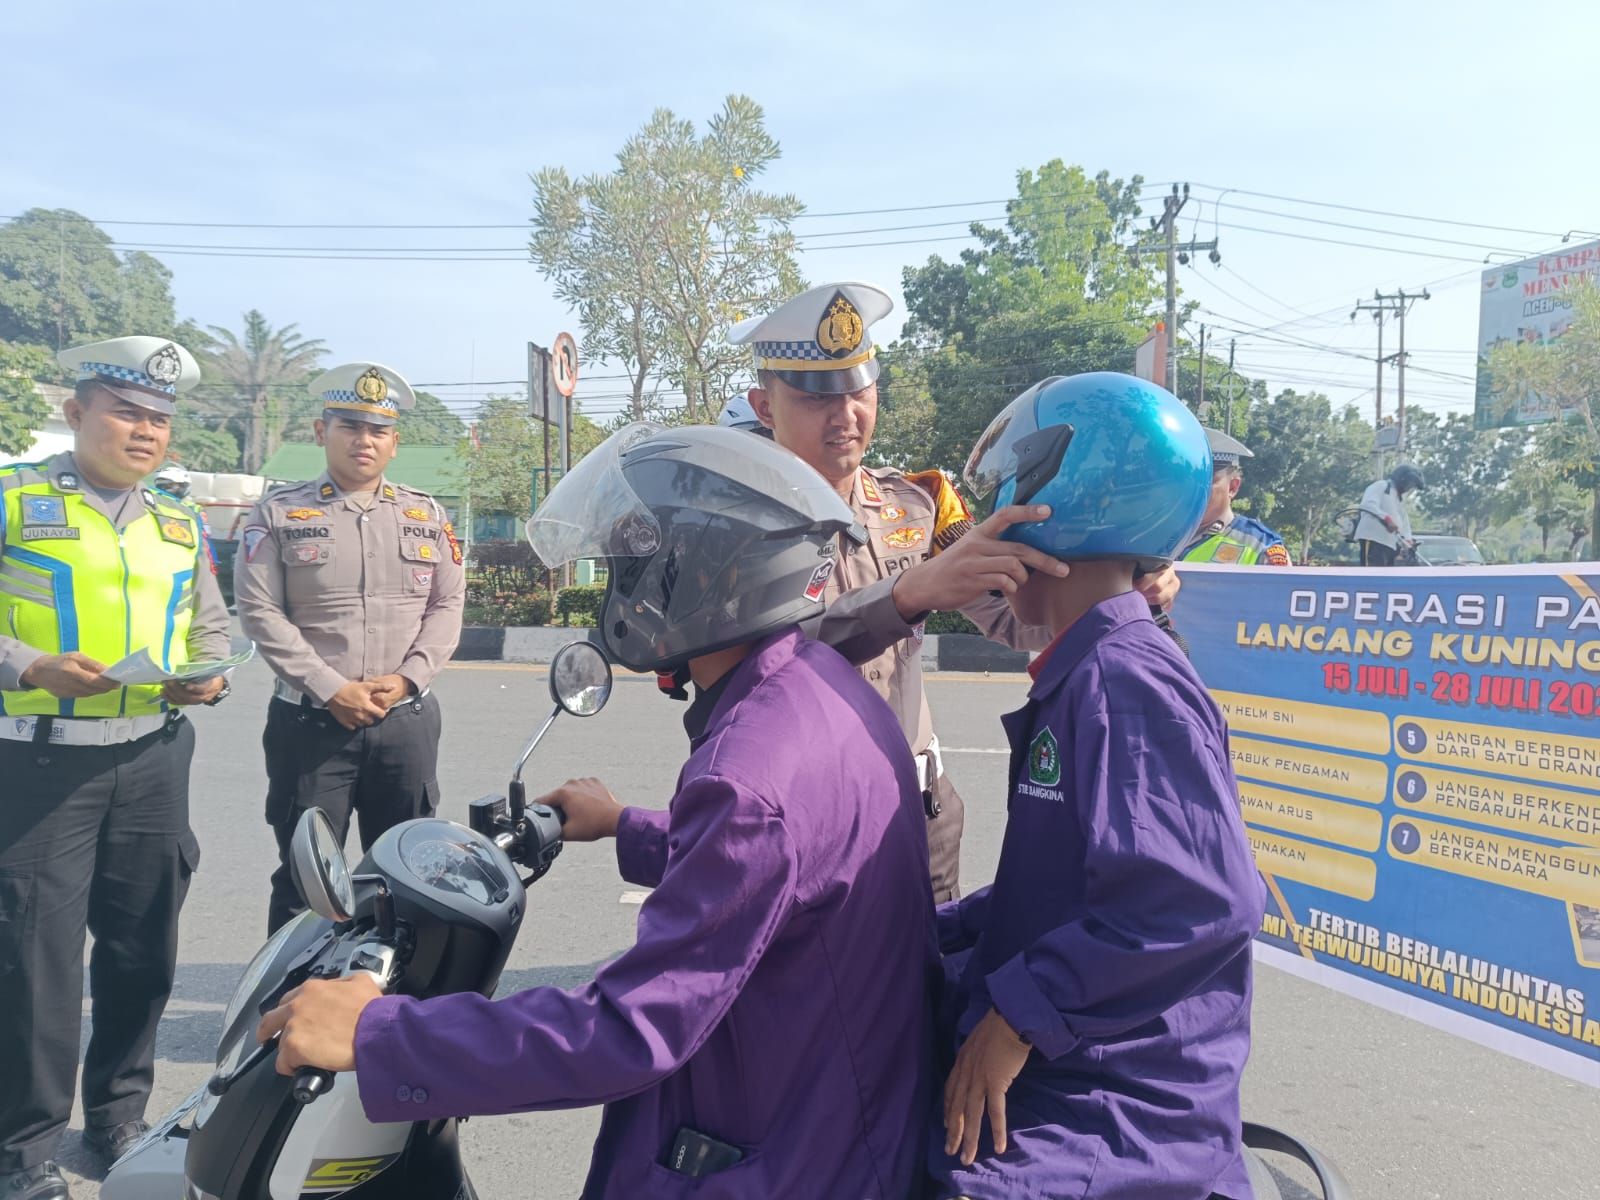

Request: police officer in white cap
left=0, top=337, right=231, bottom=1199
left=1177, top=428, right=1290, bottom=565
left=728, top=284, right=1184, bottom=898
left=234, top=363, right=465, bottom=933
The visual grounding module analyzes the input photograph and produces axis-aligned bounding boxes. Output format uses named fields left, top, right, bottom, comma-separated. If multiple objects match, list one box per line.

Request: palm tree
left=202, top=311, right=326, bottom=472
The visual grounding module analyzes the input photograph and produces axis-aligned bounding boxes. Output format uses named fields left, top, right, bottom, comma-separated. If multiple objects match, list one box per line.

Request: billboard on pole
left=1475, top=239, right=1600, bottom=429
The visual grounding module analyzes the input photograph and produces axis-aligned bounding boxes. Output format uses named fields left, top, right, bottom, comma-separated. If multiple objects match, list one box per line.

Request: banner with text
left=1180, top=562, right=1600, bottom=1086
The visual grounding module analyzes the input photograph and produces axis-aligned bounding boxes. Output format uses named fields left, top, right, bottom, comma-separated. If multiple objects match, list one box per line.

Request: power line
left=1187, top=182, right=1566, bottom=241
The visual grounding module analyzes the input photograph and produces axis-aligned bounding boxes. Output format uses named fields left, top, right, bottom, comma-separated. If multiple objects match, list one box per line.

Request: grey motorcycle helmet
left=527, top=423, right=854, bottom=673
left=1390, top=462, right=1425, bottom=494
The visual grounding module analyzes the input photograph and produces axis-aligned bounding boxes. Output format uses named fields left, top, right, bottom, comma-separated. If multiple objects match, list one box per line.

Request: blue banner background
left=1179, top=563, right=1600, bottom=1085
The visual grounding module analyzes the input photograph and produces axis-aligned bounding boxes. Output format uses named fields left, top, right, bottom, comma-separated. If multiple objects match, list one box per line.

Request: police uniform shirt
left=0, top=451, right=232, bottom=689
left=1180, top=513, right=1291, bottom=565
left=810, top=465, right=1054, bottom=754
left=233, top=474, right=466, bottom=703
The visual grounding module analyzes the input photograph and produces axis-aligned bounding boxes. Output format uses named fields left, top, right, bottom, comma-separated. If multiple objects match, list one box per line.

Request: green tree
left=166, top=408, right=242, bottom=472
left=0, top=341, right=54, bottom=456
left=461, top=396, right=606, bottom=526
left=0, top=209, right=181, bottom=347
left=882, top=163, right=1162, bottom=472
left=401, top=391, right=464, bottom=444
left=530, top=95, right=804, bottom=422
left=1405, top=410, right=1528, bottom=538
left=1487, top=278, right=1600, bottom=536
left=199, top=310, right=326, bottom=472
left=1244, top=389, right=1373, bottom=562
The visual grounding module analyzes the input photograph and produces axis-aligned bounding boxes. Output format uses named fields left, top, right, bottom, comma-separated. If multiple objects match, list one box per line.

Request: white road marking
left=942, top=747, right=1010, bottom=755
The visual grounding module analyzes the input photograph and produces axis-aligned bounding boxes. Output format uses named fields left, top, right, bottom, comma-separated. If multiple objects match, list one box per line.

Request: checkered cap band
left=323, top=389, right=397, bottom=411
left=754, top=339, right=836, bottom=363
left=76, top=361, right=176, bottom=395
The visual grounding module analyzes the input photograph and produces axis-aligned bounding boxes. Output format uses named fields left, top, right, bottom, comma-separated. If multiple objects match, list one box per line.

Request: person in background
left=726, top=282, right=1181, bottom=900
left=233, top=362, right=465, bottom=934
left=1178, top=427, right=1290, bottom=565
left=1354, top=463, right=1425, bottom=566
left=0, top=337, right=231, bottom=1200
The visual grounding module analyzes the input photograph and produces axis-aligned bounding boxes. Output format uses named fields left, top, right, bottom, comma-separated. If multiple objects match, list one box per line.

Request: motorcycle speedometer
left=398, top=826, right=511, bottom=905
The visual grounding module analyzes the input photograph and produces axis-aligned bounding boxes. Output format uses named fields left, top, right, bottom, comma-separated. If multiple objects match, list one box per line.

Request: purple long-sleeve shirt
left=353, top=628, right=937, bottom=1199
left=929, top=590, right=1266, bottom=1200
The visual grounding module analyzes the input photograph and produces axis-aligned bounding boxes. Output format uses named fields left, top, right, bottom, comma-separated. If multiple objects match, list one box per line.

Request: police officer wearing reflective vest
left=234, top=364, right=465, bottom=934
left=1177, top=427, right=1290, bottom=566
left=0, top=337, right=231, bottom=1200
left=725, top=283, right=1182, bottom=901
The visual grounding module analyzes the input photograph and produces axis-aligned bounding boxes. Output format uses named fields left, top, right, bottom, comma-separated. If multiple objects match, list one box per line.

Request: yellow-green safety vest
left=1, top=462, right=204, bottom=718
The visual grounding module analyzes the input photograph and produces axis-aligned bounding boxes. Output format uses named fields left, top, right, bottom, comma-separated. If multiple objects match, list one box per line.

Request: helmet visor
left=525, top=422, right=665, bottom=566
left=962, top=381, right=1050, bottom=511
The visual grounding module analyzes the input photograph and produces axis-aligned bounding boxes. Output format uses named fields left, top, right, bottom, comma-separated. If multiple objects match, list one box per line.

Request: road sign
left=552, top=332, right=578, bottom=398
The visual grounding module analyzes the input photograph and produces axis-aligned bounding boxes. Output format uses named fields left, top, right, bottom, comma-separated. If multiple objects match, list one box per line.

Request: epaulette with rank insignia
left=904, top=469, right=974, bottom=555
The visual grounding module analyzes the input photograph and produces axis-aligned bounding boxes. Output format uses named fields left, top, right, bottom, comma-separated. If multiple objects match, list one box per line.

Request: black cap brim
left=82, top=378, right=176, bottom=415
left=769, top=357, right=880, bottom=396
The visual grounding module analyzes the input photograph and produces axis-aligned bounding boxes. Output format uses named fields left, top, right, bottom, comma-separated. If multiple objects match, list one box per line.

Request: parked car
left=1411, top=532, right=1486, bottom=566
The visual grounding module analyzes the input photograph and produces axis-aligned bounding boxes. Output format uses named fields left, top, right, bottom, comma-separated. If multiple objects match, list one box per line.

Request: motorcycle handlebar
left=292, top=1067, right=334, bottom=1104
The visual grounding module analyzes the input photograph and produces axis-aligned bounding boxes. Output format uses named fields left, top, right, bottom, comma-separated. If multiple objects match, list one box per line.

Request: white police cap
left=309, top=362, right=416, bottom=427
left=1204, top=426, right=1254, bottom=466
left=727, top=282, right=893, bottom=394
left=58, top=336, right=201, bottom=415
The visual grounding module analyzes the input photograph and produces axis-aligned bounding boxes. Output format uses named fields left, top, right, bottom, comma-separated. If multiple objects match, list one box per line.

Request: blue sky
left=4, top=0, right=1594, bottom=432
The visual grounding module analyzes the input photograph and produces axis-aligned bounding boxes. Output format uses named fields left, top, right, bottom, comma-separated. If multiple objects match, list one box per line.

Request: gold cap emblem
left=355, top=367, right=389, bottom=404
left=816, top=292, right=865, bottom=359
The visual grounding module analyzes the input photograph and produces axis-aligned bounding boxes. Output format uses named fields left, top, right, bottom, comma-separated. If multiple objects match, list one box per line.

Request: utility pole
left=1197, top=324, right=1207, bottom=418
left=1352, top=288, right=1431, bottom=448
left=1224, top=339, right=1237, bottom=434
left=1135, top=183, right=1220, bottom=405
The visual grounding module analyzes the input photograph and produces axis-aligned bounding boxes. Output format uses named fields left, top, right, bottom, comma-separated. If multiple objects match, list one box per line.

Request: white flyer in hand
left=103, top=643, right=256, bottom=685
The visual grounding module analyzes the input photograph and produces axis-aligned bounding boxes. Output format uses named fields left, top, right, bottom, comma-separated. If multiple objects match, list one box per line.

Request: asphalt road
left=53, top=658, right=1599, bottom=1199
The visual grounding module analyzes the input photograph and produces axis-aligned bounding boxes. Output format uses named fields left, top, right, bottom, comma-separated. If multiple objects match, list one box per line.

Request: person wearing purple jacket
left=257, top=423, right=938, bottom=1199
left=931, top=374, right=1268, bottom=1200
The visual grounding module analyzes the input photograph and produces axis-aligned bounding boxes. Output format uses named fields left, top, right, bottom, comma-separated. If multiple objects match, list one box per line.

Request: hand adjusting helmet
left=962, top=371, right=1211, bottom=571
left=527, top=423, right=854, bottom=672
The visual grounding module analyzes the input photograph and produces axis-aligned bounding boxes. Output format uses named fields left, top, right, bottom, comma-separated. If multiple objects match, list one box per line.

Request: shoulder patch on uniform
left=242, top=526, right=270, bottom=562
left=903, top=468, right=973, bottom=553
left=1264, top=543, right=1291, bottom=566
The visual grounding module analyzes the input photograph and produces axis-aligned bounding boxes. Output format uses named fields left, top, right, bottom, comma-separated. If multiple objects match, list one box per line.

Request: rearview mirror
left=549, top=640, right=612, bottom=717
left=290, top=808, right=356, bottom=923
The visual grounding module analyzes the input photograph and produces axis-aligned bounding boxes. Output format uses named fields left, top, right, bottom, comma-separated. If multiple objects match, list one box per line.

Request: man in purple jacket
left=932, top=374, right=1268, bottom=1199
left=258, top=423, right=938, bottom=1199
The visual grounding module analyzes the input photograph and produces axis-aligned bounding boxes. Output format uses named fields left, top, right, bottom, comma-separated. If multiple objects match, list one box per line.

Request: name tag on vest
left=20, top=526, right=80, bottom=540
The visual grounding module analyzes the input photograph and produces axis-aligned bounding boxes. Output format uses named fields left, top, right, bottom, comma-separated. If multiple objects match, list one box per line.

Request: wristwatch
left=204, top=679, right=232, bottom=706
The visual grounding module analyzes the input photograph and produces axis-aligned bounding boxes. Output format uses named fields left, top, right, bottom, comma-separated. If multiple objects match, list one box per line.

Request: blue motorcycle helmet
left=962, top=372, right=1211, bottom=570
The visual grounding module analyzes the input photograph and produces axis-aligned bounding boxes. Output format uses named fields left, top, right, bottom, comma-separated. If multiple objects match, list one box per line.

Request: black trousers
left=263, top=693, right=441, bottom=934
left=1360, top=539, right=1398, bottom=566
left=0, top=718, right=198, bottom=1171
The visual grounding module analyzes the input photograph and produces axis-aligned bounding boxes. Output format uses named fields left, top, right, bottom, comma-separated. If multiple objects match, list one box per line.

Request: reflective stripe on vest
left=1, top=469, right=200, bottom=718
left=1182, top=527, right=1267, bottom=565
